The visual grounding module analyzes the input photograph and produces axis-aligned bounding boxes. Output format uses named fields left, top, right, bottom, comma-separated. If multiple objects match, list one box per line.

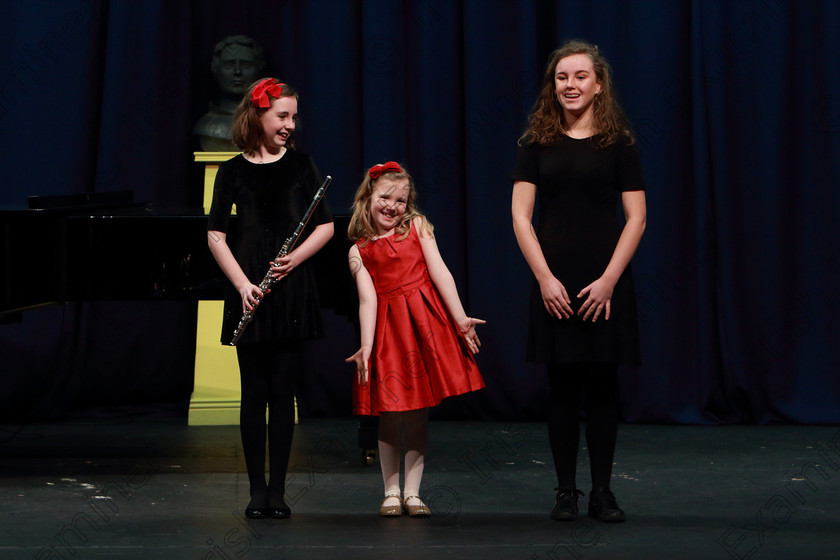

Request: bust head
left=211, top=36, right=266, bottom=104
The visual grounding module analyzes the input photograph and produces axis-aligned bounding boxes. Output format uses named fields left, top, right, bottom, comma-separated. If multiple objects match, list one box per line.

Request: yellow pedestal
left=189, top=151, right=240, bottom=426
left=189, top=300, right=242, bottom=425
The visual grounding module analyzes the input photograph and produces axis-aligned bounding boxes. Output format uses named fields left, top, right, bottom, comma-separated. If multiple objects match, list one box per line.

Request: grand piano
left=0, top=191, right=355, bottom=318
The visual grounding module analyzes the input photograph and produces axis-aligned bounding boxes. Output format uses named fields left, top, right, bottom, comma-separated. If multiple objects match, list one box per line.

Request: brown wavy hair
left=347, top=163, right=433, bottom=244
left=519, top=40, right=633, bottom=147
left=231, top=78, right=298, bottom=153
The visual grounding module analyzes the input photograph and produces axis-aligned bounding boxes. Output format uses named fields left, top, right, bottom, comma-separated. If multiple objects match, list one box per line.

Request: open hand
left=539, top=276, right=573, bottom=319
left=345, top=347, right=371, bottom=385
left=457, top=317, right=486, bottom=354
left=577, top=277, right=615, bottom=322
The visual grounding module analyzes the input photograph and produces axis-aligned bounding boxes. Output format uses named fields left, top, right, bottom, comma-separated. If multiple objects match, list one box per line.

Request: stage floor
left=1, top=414, right=838, bottom=559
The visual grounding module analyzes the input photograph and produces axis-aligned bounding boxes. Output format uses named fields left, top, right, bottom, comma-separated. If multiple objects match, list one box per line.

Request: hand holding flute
left=240, top=252, right=296, bottom=307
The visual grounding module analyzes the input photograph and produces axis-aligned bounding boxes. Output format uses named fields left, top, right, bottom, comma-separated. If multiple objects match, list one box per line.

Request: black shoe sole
left=269, top=508, right=291, bottom=519
left=245, top=508, right=268, bottom=519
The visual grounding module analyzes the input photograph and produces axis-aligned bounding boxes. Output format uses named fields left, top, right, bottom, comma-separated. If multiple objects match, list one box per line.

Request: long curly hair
left=519, top=39, right=633, bottom=147
left=231, top=78, right=298, bottom=153
left=347, top=163, right=433, bottom=244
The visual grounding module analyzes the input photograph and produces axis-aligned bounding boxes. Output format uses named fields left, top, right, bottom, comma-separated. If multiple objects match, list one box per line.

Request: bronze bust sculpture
left=193, top=35, right=265, bottom=151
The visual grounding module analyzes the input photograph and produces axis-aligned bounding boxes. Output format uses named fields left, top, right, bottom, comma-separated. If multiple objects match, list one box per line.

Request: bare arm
left=208, top=229, right=264, bottom=313
left=415, top=217, right=484, bottom=354
left=577, top=190, right=647, bottom=321
left=511, top=180, right=573, bottom=319
left=345, top=244, right=377, bottom=384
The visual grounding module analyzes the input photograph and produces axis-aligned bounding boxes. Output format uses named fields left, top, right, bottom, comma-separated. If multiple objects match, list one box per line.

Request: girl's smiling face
left=554, top=53, right=601, bottom=118
left=259, top=95, right=297, bottom=149
left=369, top=177, right=410, bottom=236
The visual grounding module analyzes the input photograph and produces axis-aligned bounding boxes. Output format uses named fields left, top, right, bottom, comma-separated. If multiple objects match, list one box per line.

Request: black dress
left=512, top=135, right=645, bottom=366
left=207, top=150, right=333, bottom=345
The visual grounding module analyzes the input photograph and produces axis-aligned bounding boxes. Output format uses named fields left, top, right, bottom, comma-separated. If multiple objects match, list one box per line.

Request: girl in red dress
left=345, top=162, right=485, bottom=517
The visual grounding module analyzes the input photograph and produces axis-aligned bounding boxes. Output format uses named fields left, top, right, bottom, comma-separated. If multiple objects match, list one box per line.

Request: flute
left=229, top=175, right=332, bottom=346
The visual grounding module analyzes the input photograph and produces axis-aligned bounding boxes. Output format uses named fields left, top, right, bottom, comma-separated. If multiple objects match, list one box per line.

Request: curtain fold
left=1, top=0, right=838, bottom=424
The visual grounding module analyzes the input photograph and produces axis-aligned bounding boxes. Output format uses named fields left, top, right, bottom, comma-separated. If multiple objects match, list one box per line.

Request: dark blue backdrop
left=1, top=0, right=838, bottom=424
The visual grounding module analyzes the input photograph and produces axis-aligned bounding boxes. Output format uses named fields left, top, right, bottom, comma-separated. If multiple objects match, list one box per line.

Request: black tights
left=236, top=340, right=301, bottom=507
left=547, top=363, right=619, bottom=492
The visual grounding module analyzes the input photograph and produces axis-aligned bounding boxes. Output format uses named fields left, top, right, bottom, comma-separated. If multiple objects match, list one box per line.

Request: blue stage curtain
left=1, top=0, right=838, bottom=424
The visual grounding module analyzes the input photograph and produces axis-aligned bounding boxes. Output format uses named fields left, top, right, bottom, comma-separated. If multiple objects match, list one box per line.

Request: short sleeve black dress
left=512, top=135, right=645, bottom=366
left=207, top=150, right=333, bottom=345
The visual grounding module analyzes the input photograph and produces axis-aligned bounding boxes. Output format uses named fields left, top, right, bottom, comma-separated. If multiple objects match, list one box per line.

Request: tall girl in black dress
left=207, top=78, right=334, bottom=519
left=512, top=41, right=646, bottom=522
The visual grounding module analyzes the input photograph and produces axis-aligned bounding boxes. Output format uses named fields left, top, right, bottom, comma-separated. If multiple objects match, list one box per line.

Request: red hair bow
left=250, top=78, right=285, bottom=108
left=368, top=161, right=402, bottom=179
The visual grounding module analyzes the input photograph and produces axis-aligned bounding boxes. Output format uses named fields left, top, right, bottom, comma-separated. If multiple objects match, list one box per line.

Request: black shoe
left=245, top=506, right=268, bottom=519
left=245, top=493, right=269, bottom=519
left=268, top=498, right=291, bottom=519
left=588, top=488, right=625, bottom=522
left=551, top=488, right=584, bottom=521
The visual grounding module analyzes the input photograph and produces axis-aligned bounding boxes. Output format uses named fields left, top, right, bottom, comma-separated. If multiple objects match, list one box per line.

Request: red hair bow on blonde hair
left=368, top=161, right=402, bottom=179
left=250, top=78, right=285, bottom=108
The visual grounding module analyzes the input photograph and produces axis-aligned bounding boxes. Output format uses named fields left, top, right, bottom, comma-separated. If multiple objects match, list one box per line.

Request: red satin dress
left=353, top=223, right=485, bottom=415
